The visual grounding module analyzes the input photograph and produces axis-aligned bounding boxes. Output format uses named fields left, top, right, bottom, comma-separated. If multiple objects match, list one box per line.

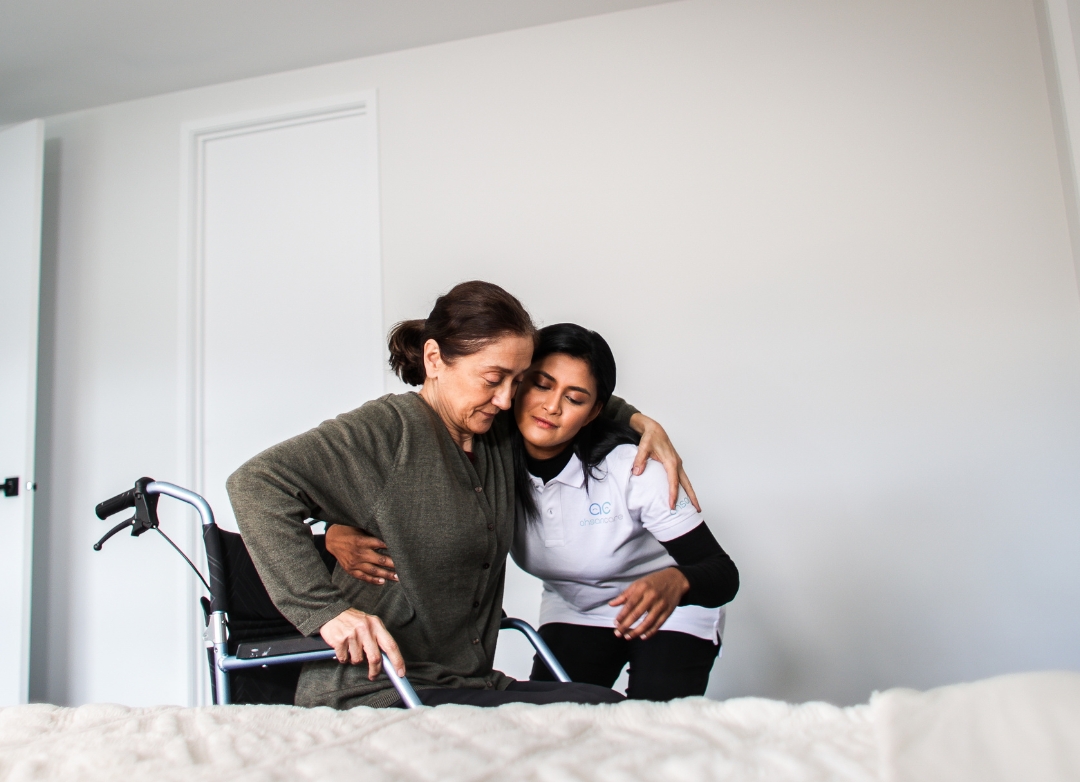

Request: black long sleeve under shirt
left=524, top=449, right=739, bottom=609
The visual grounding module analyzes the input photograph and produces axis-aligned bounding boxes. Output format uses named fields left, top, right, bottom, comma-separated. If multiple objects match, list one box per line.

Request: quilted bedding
left=1, top=671, right=1077, bottom=782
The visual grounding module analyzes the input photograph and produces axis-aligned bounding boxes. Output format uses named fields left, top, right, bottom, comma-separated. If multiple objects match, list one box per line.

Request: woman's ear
left=423, top=339, right=443, bottom=380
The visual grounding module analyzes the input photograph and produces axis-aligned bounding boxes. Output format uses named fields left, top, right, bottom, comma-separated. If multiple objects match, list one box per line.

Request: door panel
left=199, top=107, right=384, bottom=533
left=0, top=119, right=45, bottom=706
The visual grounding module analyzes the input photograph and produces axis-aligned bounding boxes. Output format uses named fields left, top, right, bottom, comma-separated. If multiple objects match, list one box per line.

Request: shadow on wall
left=29, top=136, right=67, bottom=704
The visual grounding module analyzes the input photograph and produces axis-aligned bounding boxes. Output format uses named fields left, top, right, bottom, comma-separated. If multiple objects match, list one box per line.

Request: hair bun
left=387, top=319, right=427, bottom=386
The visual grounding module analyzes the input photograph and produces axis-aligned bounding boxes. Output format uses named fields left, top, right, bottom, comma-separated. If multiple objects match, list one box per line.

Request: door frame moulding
left=177, top=91, right=380, bottom=706
left=1039, top=0, right=1080, bottom=298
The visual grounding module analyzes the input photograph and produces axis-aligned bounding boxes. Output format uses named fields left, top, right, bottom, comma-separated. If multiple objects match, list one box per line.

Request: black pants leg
left=415, top=680, right=624, bottom=706
left=625, top=630, right=719, bottom=701
left=530, top=623, right=629, bottom=688
left=530, top=623, right=719, bottom=701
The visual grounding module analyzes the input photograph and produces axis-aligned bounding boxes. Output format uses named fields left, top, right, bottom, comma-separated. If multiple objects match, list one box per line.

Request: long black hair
left=513, top=323, right=639, bottom=521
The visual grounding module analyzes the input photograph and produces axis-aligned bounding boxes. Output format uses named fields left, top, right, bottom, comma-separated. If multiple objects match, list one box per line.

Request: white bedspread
left=1, top=672, right=1077, bottom=782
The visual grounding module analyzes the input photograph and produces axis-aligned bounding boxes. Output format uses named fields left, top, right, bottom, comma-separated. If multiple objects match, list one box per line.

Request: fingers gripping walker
left=94, top=478, right=571, bottom=708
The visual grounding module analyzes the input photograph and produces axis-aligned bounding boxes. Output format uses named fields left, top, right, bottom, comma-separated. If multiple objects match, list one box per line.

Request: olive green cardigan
left=227, top=392, right=638, bottom=708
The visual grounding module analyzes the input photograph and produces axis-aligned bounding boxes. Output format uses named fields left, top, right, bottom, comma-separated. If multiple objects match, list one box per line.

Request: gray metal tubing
left=500, top=618, right=571, bottom=682
left=218, top=649, right=423, bottom=708
left=144, top=483, right=223, bottom=701
left=146, top=481, right=216, bottom=528
left=209, top=612, right=231, bottom=705
left=220, top=648, right=337, bottom=671
left=213, top=643, right=231, bottom=705
left=381, top=653, right=423, bottom=708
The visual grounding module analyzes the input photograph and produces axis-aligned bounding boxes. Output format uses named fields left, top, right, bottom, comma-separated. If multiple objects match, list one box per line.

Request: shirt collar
left=532, top=451, right=586, bottom=489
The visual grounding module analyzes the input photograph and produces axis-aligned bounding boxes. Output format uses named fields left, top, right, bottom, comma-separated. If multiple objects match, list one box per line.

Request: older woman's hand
left=324, top=524, right=397, bottom=585
left=609, top=567, right=690, bottom=641
left=320, top=608, right=406, bottom=679
left=628, top=413, right=700, bottom=511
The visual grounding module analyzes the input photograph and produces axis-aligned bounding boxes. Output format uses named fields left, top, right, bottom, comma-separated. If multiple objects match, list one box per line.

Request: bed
left=2, top=671, right=1077, bottom=781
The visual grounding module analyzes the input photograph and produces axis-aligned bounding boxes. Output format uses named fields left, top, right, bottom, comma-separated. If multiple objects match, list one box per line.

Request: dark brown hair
left=388, top=280, right=536, bottom=386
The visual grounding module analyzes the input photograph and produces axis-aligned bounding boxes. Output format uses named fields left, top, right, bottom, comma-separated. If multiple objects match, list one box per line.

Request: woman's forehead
left=467, top=334, right=534, bottom=372
left=532, top=353, right=595, bottom=387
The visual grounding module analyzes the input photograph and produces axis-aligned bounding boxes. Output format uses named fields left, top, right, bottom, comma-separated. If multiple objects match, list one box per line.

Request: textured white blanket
left=1, top=672, right=1077, bottom=782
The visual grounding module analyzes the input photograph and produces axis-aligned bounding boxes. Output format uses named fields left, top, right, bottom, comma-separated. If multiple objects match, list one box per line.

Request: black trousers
left=414, top=679, right=625, bottom=706
left=530, top=622, right=720, bottom=701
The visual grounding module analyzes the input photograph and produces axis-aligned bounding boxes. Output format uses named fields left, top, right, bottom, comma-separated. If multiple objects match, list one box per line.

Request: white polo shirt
left=510, top=444, right=724, bottom=643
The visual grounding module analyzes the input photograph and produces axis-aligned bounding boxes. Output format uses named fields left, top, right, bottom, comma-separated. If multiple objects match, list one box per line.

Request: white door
left=0, top=120, right=45, bottom=706
left=183, top=97, right=383, bottom=701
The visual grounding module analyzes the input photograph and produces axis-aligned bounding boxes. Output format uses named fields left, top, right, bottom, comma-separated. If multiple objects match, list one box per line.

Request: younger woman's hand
left=324, top=524, right=398, bottom=585
left=319, top=608, right=405, bottom=679
left=609, top=567, right=690, bottom=640
left=629, top=413, right=700, bottom=511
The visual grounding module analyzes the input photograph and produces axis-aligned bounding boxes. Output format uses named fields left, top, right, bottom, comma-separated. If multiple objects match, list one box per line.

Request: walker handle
left=96, top=488, right=137, bottom=520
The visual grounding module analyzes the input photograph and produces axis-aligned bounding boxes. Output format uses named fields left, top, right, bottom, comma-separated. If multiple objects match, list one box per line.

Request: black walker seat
left=94, top=478, right=572, bottom=708
left=203, top=528, right=340, bottom=705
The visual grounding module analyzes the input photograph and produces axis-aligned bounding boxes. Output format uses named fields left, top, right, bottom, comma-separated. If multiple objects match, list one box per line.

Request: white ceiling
left=0, top=0, right=676, bottom=124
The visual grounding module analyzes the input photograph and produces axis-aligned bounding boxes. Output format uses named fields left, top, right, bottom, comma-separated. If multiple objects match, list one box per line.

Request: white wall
left=31, top=0, right=1080, bottom=706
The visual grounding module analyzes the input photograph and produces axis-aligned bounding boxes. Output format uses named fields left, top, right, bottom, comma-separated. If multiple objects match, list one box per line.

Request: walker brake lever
left=93, top=517, right=135, bottom=550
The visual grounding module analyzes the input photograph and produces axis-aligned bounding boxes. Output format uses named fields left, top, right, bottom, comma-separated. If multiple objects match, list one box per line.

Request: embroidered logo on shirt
left=580, top=514, right=623, bottom=526
left=577, top=501, right=621, bottom=526
left=670, top=494, right=692, bottom=515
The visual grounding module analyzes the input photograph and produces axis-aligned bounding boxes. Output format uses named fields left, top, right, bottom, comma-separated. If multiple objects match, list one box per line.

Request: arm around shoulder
left=613, top=400, right=699, bottom=511
left=603, top=395, right=641, bottom=428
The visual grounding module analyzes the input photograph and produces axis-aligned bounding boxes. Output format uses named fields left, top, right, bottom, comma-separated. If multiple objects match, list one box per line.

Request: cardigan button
left=482, top=562, right=490, bottom=569
left=474, top=486, right=483, bottom=493
left=473, top=601, right=480, bottom=608
left=472, top=638, right=480, bottom=645
left=487, top=524, right=494, bottom=531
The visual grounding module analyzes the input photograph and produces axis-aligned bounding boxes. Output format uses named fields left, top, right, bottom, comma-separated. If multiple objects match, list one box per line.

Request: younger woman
left=511, top=323, right=739, bottom=700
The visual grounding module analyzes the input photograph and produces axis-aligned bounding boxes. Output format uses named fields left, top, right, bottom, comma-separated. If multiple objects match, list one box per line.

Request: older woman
left=228, top=281, right=689, bottom=708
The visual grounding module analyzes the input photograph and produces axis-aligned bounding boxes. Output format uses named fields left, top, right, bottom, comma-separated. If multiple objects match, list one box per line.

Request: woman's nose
left=492, top=385, right=514, bottom=410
